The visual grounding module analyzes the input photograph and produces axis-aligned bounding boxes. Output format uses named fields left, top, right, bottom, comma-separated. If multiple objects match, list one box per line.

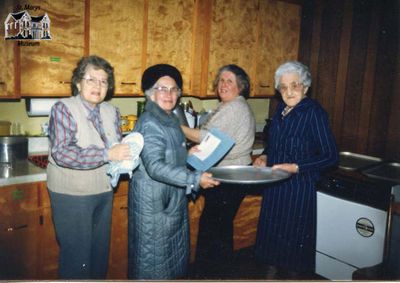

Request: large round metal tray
left=207, top=165, right=291, bottom=184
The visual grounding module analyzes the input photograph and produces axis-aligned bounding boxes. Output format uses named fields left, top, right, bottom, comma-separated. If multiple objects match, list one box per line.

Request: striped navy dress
left=255, top=97, right=338, bottom=272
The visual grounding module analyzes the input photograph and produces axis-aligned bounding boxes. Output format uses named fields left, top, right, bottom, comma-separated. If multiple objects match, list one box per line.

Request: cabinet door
left=90, top=0, right=144, bottom=96
left=254, top=0, right=301, bottom=96
left=145, top=0, right=194, bottom=94
left=0, top=183, right=40, bottom=279
left=18, top=0, right=85, bottom=97
left=107, top=181, right=128, bottom=279
left=37, top=183, right=59, bottom=279
left=205, top=0, right=259, bottom=96
left=0, top=0, right=18, bottom=99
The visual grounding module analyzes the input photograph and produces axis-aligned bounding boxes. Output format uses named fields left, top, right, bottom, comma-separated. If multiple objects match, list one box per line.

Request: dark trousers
left=195, top=183, right=246, bottom=275
left=48, top=190, right=113, bottom=279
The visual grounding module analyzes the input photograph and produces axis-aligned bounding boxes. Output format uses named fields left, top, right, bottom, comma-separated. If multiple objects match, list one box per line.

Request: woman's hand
left=107, top=143, right=132, bottom=161
left=188, top=145, right=200, bottom=156
left=272, top=163, right=299, bottom=174
left=200, top=172, right=220, bottom=189
left=253, top=154, right=267, bottom=167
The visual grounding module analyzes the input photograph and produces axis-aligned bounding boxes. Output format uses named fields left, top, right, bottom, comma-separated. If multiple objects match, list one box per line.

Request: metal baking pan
left=339, top=151, right=383, bottom=171
left=207, top=165, right=291, bottom=184
left=362, top=162, right=400, bottom=184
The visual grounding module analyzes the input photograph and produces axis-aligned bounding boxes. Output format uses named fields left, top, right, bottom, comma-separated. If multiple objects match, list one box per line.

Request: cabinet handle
left=120, top=82, right=136, bottom=85
left=6, top=224, right=28, bottom=232
left=59, top=81, right=71, bottom=84
left=259, top=84, right=270, bottom=88
left=120, top=206, right=128, bottom=210
left=0, top=82, right=5, bottom=85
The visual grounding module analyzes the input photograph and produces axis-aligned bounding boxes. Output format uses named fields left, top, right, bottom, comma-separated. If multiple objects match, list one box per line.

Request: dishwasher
left=315, top=152, right=395, bottom=280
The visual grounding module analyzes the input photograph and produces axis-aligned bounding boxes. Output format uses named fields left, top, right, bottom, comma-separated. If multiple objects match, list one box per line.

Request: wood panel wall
left=270, top=0, right=399, bottom=160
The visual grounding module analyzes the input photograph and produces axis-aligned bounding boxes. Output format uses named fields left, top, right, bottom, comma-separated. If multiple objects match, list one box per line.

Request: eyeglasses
left=278, top=82, right=303, bottom=93
left=153, top=85, right=181, bottom=95
left=83, top=76, right=108, bottom=88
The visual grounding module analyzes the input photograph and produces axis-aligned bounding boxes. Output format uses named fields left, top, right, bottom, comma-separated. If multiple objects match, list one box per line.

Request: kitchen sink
left=362, top=162, right=400, bottom=184
left=339, top=151, right=383, bottom=171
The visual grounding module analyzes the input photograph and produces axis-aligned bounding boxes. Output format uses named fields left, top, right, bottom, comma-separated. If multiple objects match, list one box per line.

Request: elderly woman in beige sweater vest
left=47, top=55, right=131, bottom=279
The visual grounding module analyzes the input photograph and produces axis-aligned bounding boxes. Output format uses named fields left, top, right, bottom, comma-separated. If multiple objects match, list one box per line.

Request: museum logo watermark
left=4, top=5, right=51, bottom=46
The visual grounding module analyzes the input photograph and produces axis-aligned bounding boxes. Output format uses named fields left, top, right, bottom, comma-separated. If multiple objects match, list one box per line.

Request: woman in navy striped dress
left=253, top=61, right=338, bottom=279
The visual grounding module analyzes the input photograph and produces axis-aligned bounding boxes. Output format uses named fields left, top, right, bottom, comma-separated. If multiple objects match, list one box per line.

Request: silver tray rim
left=207, top=165, right=291, bottom=184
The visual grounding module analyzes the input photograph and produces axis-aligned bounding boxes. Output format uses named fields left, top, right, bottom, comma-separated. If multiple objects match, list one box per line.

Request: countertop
left=0, top=160, right=46, bottom=186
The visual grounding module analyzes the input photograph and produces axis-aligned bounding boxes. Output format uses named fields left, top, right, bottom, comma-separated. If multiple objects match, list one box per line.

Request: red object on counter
left=28, top=155, right=49, bottom=169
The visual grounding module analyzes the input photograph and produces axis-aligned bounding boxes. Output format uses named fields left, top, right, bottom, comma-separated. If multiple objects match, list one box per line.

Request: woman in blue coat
left=127, top=64, right=219, bottom=280
left=253, top=61, right=338, bottom=279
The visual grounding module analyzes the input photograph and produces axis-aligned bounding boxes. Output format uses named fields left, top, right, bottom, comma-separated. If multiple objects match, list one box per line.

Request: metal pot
left=0, top=136, right=28, bottom=163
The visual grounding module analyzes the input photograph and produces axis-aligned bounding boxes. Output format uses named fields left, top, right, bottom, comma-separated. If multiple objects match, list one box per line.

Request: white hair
left=274, top=61, right=312, bottom=90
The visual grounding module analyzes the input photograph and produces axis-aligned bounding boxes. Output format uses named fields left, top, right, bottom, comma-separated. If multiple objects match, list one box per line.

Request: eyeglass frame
left=153, top=85, right=182, bottom=96
left=278, top=81, right=304, bottom=93
left=82, top=76, right=109, bottom=88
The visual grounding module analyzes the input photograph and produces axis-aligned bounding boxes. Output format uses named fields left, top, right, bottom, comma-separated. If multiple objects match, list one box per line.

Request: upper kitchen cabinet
left=18, top=0, right=85, bottom=97
left=145, top=0, right=195, bottom=94
left=254, top=0, right=301, bottom=96
left=89, top=0, right=144, bottom=96
left=0, top=0, right=19, bottom=99
left=205, top=0, right=259, bottom=96
left=192, top=0, right=301, bottom=97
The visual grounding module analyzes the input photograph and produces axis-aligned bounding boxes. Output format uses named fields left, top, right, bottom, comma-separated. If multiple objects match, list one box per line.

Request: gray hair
left=144, top=88, right=156, bottom=97
left=274, top=61, right=312, bottom=90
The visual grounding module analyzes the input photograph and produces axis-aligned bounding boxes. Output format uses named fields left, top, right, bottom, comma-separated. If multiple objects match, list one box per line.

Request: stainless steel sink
left=362, top=162, right=400, bottom=184
left=339, top=151, right=383, bottom=171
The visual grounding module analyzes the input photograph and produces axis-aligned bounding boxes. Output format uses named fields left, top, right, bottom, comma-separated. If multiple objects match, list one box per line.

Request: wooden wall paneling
left=314, top=0, right=345, bottom=144
left=356, top=0, right=381, bottom=154
left=341, top=0, right=372, bottom=152
left=145, top=0, right=194, bottom=93
left=367, top=0, right=399, bottom=158
left=190, top=0, right=213, bottom=97
left=331, top=0, right=351, bottom=149
left=385, top=0, right=400, bottom=161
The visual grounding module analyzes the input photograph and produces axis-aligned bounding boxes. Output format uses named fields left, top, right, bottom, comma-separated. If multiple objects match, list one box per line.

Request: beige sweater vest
left=47, top=96, right=119, bottom=196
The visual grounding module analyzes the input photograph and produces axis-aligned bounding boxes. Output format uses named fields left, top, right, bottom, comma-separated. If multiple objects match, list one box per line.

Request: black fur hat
left=141, top=64, right=183, bottom=92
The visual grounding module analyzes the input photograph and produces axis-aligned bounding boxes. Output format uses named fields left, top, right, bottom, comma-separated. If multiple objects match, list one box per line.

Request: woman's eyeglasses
left=83, top=76, right=108, bottom=88
left=153, top=85, right=181, bottom=95
left=278, top=82, right=303, bottom=93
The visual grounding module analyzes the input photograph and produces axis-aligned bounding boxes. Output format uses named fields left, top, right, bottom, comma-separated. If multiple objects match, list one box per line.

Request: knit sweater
left=200, top=96, right=256, bottom=166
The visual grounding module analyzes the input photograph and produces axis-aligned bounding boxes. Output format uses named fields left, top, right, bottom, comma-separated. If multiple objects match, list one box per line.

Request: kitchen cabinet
left=193, top=0, right=301, bottom=97
left=254, top=0, right=301, bottom=96
left=89, top=0, right=144, bottom=96
left=17, top=0, right=85, bottom=97
left=0, top=0, right=19, bottom=99
left=145, top=0, right=195, bottom=94
left=205, top=0, right=259, bottom=96
left=37, top=183, right=58, bottom=279
left=0, top=182, right=40, bottom=279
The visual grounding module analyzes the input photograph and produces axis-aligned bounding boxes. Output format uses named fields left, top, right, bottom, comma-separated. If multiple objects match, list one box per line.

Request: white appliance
left=315, top=175, right=392, bottom=280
